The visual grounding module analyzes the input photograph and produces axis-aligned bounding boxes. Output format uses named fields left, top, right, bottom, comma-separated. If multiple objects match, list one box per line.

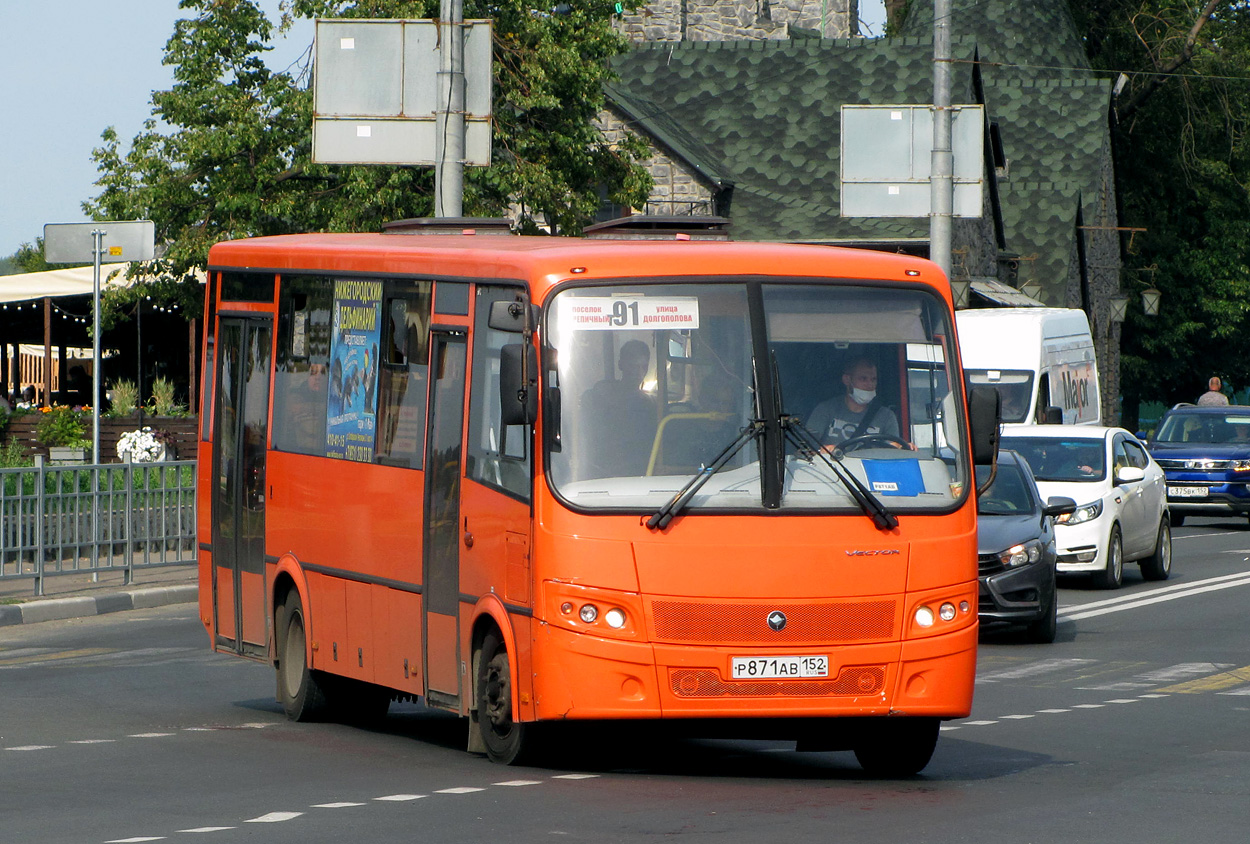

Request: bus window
left=376, top=281, right=432, bottom=468
left=467, top=286, right=531, bottom=499
left=272, top=276, right=333, bottom=455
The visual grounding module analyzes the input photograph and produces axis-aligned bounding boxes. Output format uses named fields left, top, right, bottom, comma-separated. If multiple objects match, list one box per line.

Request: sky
left=0, top=0, right=885, bottom=261
left=0, top=1, right=313, bottom=259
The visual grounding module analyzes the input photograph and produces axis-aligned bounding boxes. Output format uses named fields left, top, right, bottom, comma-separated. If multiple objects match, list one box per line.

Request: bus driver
left=805, top=357, right=900, bottom=448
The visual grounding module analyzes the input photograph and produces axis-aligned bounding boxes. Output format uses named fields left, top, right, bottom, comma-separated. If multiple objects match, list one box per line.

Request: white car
left=999, top=425, right=1171, bottom=588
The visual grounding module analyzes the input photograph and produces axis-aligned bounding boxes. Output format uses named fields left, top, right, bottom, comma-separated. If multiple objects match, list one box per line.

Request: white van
left=956, top=308, right=1100, bottom=426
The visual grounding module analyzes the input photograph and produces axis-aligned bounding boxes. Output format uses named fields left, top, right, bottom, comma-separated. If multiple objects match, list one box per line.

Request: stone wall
left=597, top=109, right=719, bottom=216
left=619, top=0, right=855, bottom=42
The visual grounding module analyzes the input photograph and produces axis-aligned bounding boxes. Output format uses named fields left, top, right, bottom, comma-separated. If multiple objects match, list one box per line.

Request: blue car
left=975, top=451, right=1076, bottom=643
left=1145, top=404, right=1250, bottom=526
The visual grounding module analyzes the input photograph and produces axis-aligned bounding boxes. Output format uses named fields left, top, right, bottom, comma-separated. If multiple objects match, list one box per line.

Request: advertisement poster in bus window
left=327, top=279, right=382, bottom=461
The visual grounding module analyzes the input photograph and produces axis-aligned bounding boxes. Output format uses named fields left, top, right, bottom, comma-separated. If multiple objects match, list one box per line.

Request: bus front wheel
left=475, top=629, right=531, bottom=765
left=276, top=591, right=329, bottom=721
left=852, top=717, right=940, bottom=777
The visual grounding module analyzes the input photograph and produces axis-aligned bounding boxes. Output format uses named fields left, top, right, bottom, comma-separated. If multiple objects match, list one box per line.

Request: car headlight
left=999, top=539, right=1043, bottom=567
left=1056, top=500, right=1103, bottom=525
left=1232, top=460, right=1250, bottom=473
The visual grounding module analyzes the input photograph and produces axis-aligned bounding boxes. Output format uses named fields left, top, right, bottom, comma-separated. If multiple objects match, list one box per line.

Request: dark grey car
left=976, top=451, right=1076, bottom=643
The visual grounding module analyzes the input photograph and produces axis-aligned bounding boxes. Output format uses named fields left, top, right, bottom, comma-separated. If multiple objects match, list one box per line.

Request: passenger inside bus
left=647, top=370, right=745, bottom=475
left=581, top=339, right=659, bottom=477
left=804, top=357, right=902, bottom=448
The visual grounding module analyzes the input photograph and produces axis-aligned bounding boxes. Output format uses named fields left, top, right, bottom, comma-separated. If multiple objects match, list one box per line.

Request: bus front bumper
left=529, top=621, right=976, bottom=722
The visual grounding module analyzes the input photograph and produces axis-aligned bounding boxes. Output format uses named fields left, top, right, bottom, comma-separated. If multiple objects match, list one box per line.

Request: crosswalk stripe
left=1155, top=665, right=1250, bottom=694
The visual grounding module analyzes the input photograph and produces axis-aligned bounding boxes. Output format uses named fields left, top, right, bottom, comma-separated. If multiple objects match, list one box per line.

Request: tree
left=86, top=0, right=652, bottom=318
left=1068, top=1, right=1250, bottom=412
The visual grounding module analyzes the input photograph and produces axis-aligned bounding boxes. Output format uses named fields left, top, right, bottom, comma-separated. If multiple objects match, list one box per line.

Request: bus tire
left=276, top=591, right=329, bottom=721
left=852, top=718, right=940, bottom=777
left=475, top=629, right=530, bottom=765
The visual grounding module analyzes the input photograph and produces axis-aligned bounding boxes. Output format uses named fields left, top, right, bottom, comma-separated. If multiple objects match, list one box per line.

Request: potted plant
left=117, top=426, right=176, bottom=462
left=36, top=405, right=90, bottom=463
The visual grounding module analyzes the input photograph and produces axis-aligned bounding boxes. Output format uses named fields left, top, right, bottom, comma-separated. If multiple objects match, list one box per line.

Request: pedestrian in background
left=1198, top=376, right=1230, bottom=406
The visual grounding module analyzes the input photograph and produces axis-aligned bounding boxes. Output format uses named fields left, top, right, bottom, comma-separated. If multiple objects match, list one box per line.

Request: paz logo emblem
left=767, top=611, right=787, bottom=632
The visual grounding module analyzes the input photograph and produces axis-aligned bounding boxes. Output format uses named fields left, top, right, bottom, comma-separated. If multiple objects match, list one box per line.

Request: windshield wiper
left=782, top=416, right=899, bottom=531
left=645, top=421, right=763, bottom=531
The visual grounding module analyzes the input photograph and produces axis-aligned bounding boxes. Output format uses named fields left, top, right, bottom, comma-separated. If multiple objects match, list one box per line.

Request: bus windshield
left=545, top=280, right=968, bottom=513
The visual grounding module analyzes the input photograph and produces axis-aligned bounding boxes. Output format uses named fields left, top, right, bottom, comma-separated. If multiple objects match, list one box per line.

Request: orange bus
left=198, top=228, right=996, bottom=775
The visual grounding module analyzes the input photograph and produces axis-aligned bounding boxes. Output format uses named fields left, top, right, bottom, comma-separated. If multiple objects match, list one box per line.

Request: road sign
left=43, top=220, right=155, bottom=264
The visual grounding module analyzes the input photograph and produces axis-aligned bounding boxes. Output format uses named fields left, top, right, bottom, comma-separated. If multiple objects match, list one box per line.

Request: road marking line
left=6, top=745, right=55, bottom=751
left=978, top=658, right=1096, bottom=683
left=312, top=802, right=365, bottom=808
left=374, top=794, right=426, bottom=801
left=105, top=837, right=165, bottom=843
left=436, top=787, right=485, bottom=794
left=244, top=812, right=303, bottom=823
left=962, top=720, right=998, bottom=726
left=1000, top=715, right=1035, bottom=720
left=1036, top=708, right=1070, bottom=713
left=1059, top=572, right=1250, bottom=620
left=0, top=647, right=113, bottom=667
left=1155, top=665, right=1250, bottom=694
left=129, top=733, right=175, bottom=738
left=68, top=739, right=116, bottom=744
left=552, top=774, right=600, bottom=779
left=939, top=725, right=961, bottom=731
left=1138, top=693, right=1170, bottom=698
left=1104, top=699, right=1139, bottom=704
left=1218, top=686, right=1250, bottom=695
left=177, top=828, right=235, bottom=833
left=1072, top=704, right=1104, bottom=709
left=494, top=780, right=542, bottom=786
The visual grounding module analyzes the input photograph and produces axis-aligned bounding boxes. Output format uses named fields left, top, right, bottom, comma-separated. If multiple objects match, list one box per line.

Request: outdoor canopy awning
left=0, top=264, right=134, bottom=304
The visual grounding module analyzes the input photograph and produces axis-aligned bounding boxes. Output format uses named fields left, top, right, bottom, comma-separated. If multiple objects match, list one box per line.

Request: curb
left=0, top=584, right=198, bottom=627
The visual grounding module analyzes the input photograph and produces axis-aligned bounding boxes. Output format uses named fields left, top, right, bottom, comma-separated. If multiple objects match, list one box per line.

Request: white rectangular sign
left=43, top=220, right=155, bottom=264
left=560, top=297, right=700, bottom=331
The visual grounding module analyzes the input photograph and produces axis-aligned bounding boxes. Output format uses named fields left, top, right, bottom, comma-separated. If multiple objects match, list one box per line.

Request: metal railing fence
left=0, top=457, right=197, bottom=596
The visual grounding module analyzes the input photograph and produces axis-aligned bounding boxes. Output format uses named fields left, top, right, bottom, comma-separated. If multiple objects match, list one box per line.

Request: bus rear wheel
left=852, top=718, right=940, bottom=777
left=475, top=629, right=531, bottom=765
left=276, top=591, right=329, bottom=721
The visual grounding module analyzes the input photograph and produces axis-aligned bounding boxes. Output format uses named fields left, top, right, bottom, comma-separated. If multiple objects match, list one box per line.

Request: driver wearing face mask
left=805, top=357, right=901, bottom=448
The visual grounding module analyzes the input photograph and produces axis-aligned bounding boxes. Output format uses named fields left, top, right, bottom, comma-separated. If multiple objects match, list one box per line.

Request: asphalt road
left=3, top=516, right=1249, bottom=844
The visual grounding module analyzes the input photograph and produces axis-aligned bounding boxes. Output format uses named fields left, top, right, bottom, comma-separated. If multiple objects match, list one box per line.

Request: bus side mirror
left=489, top=299, right=531, bottom=333
left=968, top=385, right=1001, bottom=466
left=500, top=343, right=538, bottom=426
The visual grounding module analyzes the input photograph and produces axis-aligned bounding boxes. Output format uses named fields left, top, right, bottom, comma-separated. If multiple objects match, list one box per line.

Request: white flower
left=117, top=427, right=167, bottom=463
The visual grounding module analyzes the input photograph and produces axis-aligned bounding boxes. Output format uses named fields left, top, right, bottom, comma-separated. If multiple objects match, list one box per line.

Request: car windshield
left=1000, top=436, right=1106, bottom=482
left=965, top=370, right=1034, bottom=423
left=975, top=462, right=1036, bottom=515
left=544, top=280, right=969, bottom=513
left=1154, top=411, right=1250, bottom=444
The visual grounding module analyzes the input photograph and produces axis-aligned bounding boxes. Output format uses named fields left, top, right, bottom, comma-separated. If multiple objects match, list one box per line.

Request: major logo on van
left=1054, top=361, right=1098, bottom=424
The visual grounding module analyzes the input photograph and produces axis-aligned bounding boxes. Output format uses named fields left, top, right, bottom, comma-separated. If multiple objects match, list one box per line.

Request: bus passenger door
left=423, top=331, right=467, bottom=707
left=211, top=317, right=272, bottom=659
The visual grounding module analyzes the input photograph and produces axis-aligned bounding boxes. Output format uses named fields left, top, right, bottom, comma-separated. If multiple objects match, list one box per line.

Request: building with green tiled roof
left=604, top=0, right=1123, bottom=420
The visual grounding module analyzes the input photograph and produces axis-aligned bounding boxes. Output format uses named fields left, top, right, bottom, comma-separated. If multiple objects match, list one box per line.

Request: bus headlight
left=579, top=604, right=599, bottom=623
left=604, top=608, right=627, bottom=629
left=915, top=606, right=935, bottom=627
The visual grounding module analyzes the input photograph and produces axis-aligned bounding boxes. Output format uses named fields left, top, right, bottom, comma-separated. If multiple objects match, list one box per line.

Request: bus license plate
left=731, top=655, right=829, bottom=679
left=1169, top=486, right=1208, bottom=498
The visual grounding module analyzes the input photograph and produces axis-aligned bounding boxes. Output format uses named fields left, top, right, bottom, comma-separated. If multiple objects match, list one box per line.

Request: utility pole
left=930, top=0, right=953, bottom=278
left=435, top=0, right=467, bottom=217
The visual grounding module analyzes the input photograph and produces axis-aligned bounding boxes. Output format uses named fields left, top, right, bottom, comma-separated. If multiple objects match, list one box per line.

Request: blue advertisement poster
left=327, top=279, right=382, bottom=461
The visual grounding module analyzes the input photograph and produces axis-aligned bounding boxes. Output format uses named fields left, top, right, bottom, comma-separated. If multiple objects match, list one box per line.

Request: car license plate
left=731, top=655, right=829, bottom=679
left=1169, top=485, right=1208, bottom=498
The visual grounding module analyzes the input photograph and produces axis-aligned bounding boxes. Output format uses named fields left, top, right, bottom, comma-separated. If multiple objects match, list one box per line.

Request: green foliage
left=85, top=0, right=653, bottom=319
left=2, top=238, right=91, bottom=275
left=1070, top=0, right=1250, bottom=408
left=104, top=379, right=140, bottom=417
left=148, top=376, right=185, bottom=416
left=35, top=407, right=90, bottom=448
left=0, top=437, right=31, bottom=468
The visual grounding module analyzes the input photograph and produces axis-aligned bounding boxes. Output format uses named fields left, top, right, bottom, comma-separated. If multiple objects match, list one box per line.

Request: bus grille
left=669, top=666, right=886, bottom=698
left=649, top=599, right=897, bottom=644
